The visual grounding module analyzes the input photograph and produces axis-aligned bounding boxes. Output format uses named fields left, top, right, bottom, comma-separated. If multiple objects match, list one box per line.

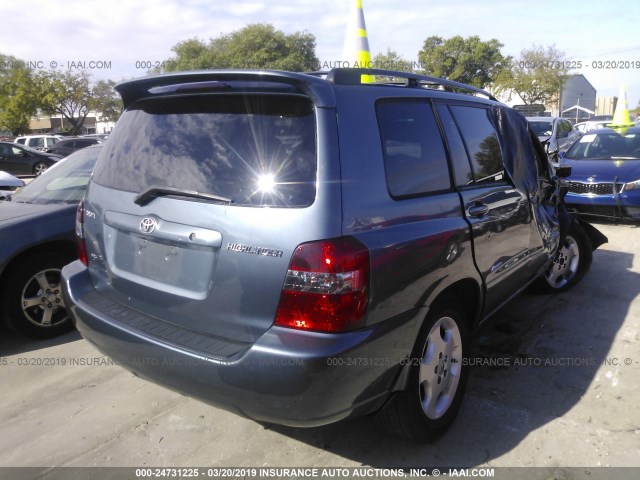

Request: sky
left=2, top=0, right=640, bottom=108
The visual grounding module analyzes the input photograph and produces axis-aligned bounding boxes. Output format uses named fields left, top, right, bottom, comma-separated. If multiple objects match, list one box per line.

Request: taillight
left=76, top=199, right=88, bottom=266
left=274, top=237, right=370, bottom=332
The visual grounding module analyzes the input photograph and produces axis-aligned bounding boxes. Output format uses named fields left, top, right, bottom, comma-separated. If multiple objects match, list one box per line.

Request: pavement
left=0, top=222, right=638, bottom=469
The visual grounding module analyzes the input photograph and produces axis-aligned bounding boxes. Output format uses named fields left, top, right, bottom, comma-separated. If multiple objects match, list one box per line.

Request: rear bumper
left=61, top=261, right=420, bottom=427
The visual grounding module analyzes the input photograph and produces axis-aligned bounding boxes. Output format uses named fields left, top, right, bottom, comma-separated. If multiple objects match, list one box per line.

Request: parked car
left=0, top=171, right=25, bottom=200
left=61, top=69, right=606, bottom=442
left=46, top=137, right=103, bottom=157
left=81, top=133, right=110, bottom=141
left=574, top=120, right=612, bottom=134
left=14, top=134, right=63, bottom=152
left=0, top=142, right=63, bottom=176
left=527, top=116, right=581, bottom=161
left=561, top=127, right=640, bottom=221
left=0, top=145, right=102, bottom=338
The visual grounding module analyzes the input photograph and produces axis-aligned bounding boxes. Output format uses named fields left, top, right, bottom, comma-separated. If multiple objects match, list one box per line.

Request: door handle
left=468, top=203, right=489, bottom=217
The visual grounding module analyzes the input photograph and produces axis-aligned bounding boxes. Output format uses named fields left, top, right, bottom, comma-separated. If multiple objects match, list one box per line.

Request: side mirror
left=554, top=163, right=572, bottom=178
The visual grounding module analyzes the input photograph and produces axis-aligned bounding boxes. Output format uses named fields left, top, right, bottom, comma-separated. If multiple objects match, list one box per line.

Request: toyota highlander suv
left=62, top=69, right=606, bottom=442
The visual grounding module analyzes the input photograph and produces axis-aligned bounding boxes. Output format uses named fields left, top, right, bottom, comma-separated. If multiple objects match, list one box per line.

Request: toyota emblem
left=139, top=217, right=157, bottom=234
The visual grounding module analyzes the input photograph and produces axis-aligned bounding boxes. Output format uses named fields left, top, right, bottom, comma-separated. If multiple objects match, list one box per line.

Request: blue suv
left=62, top=69, right=606, bottom=441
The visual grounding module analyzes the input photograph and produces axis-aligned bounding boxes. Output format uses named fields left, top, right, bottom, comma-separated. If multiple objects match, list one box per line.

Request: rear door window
left=448, top=105, right=505, bottom=184
left=92, top=94, right=317, bottom=207
left=376, top=100, right=451, bottom=198
left=435, top=105, right=474, bottom=187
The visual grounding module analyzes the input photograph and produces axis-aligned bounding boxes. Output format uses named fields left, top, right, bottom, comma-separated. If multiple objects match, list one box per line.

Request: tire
left=534, top=223, right=592, bottom=293
left=1, top=252, right=75, bottom=339
left=33, top=161, right=49, bottom=176
left=376, top=298, right=470, bottom=442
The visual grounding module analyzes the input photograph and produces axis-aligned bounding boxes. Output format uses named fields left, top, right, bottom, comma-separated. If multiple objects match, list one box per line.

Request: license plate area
left=103, top=217, right=219, bottom=300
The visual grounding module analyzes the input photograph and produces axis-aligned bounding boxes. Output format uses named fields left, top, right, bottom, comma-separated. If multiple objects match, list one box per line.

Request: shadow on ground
left=265, top=248, right=638, bottom=467
left=0, top=326, right=81, bottom=356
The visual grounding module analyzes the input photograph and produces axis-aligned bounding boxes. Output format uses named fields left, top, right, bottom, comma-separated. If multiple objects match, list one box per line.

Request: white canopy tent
left=561, top=104, right=595, bottom=123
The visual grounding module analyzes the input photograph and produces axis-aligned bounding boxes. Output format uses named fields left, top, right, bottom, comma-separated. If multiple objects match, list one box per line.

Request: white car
left=574, top=120, right=611, bottom=133
left=14, top=135, right=63, bottom=152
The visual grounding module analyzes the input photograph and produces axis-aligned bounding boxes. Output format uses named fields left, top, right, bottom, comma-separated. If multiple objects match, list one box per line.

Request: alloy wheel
left=21, top=268, right=68, bottom=328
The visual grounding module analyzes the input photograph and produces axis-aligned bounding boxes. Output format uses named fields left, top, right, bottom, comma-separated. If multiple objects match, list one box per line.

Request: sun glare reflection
left=257, top=173, right=277, bottom=193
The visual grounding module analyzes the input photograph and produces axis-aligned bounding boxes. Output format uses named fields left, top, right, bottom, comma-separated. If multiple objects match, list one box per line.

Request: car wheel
left=535, top=223, right=592, bottom=293
left=1, top=253, right=75, bottom=339
left=376, top=298, right=469, bottom=442
left=33, top=161, right=49, bottom=176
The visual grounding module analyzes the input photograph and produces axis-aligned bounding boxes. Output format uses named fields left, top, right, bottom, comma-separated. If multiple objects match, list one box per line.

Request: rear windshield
left=93, top=94, right=317, bottom=207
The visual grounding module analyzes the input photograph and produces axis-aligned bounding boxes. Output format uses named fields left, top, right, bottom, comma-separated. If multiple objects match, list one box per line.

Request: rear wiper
left=134, top=186, right=232, bottom=206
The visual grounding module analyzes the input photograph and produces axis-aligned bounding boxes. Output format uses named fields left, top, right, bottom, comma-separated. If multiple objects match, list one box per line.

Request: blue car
left=561, top=126, right=640, bottom=221
left=0, top=145, right=101, bottom=338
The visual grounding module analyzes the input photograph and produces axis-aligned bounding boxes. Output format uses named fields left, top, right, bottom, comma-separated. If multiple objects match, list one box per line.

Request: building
left=595, top=96, right=618, bottom=117
left=492, top=74, right=598, bottom=121
left=559, top=74, right=597, bottom=122
left=28, top=113, right=115, bottom=135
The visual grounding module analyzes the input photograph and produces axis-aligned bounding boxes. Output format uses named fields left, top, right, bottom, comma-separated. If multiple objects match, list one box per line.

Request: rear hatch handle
left=134, top=186, right=233, bottom=206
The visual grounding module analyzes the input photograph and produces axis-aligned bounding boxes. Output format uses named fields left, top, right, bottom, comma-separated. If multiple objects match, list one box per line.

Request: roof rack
left=307, top=68, right=497, bottom=101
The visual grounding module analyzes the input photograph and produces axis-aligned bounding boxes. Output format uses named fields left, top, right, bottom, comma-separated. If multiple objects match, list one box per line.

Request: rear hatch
left=83, top=89, right=321, bottom=344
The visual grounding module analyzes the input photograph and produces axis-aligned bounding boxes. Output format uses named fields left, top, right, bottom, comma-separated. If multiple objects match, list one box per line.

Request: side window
left=376, top=100, right=451, bottom=198
left=449, top=106, right=505, bottom=184
left=31, top=137, right=45, bottom=149
left=436, top=105, right=474, bottom=187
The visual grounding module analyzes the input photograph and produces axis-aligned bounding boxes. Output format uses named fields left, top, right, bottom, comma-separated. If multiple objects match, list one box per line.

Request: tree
left=36, top=70, right=95, bottom=135
left=161, top=38, right=214, bottom=72
left=493, top=45, right=569, bottom=108
left=92, top=79, right=123, bottom=123
left=0, top=54, right=39, bottom=135
left=418, top=35, right=508, bottom=88
left=372, top=48, right=415, bottom=72
left=164, top=24, right=319, bottom=72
